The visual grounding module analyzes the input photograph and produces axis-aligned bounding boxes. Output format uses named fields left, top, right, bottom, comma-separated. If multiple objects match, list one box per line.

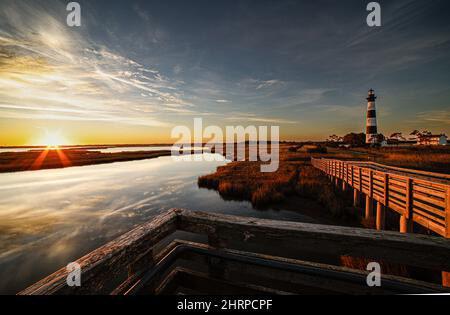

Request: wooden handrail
left=312, top=157, right=450, bottom=237
left=20, top=208, right=450, bottom=295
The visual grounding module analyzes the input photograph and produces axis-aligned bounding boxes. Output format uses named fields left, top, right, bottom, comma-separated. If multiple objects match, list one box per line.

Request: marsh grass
left=337, top=146, right=450, bottom=173
left=199, top=145, right=347, bottom=216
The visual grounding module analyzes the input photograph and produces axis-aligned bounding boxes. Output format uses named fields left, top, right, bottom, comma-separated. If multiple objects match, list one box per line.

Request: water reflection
left=88, top=146, right=203, bottom=153
left=0, top=153, right=315, bottom=294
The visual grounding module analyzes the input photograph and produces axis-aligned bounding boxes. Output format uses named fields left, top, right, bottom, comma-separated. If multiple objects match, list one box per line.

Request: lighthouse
left=366, top=89, right=379, bottom=144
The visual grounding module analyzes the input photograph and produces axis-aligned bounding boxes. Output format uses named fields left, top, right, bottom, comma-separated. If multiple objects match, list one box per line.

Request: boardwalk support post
left=376, top=202, right=385, bottom=230
left=401, top=178, right=414, bottom=234
left=443, top=188, right=450, bottom=287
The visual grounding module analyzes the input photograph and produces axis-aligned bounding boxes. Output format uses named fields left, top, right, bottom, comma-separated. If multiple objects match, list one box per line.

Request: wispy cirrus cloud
left=416, top=110, right=450, bottom=125
left=0, top=0, right=191, bottom=128
left=224, top=112, right=296, bottom=125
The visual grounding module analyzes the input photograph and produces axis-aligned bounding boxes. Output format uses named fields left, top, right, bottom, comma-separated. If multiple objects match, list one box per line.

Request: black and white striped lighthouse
left=366, top=89, right=379, bottom=144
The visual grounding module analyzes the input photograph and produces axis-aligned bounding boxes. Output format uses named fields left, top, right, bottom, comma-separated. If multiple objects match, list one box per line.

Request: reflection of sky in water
left=0, top=148, right=37, bottom=153
left=0, top=153, right=314, bottom=294
left=88, top=146, right=203, bottom=153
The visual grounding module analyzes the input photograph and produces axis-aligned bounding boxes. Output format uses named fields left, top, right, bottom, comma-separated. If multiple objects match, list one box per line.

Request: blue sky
left=0, top=0, right=449, bottom=144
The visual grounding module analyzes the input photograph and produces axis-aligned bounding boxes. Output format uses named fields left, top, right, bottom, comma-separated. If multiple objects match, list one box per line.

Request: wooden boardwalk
left=311, top=158, right=450, bottom=237
left=20, top=209, right=450, bottom=295
left=312, top=157, right=450, bottom=286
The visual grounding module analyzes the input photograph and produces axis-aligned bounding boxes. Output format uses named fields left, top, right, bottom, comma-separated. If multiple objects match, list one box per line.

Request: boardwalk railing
left=20, top=209, right=450, bottom=295
left=311, top=158, right=450, bottom=238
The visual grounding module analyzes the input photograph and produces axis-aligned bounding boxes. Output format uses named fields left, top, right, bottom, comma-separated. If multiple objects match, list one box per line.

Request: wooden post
left=351, top=166, right=354, bottom=187
left=365, top=195, right=373, bottom=219
left=401, top=177, right=414, bottom=234
left=358, top=168, right=362, bottom=193
left=445, top=187, right=450, bottom=238
left=400, top=215, right=408, bottom=233
left=376, top=202, right=385, bottom=230
left=345, top=164, right=350, bottom=184
left=383, top=173, right=389, bottom=208
left=443, top=187, right=450, bottom=287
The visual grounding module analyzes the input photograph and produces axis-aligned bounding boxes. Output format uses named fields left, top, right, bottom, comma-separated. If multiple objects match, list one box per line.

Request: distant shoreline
left=0, top=149, right=172, bottom=173
left=0, top=144, right=176, bottom=150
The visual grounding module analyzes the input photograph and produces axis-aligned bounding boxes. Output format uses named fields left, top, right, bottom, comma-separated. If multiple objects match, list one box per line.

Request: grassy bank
left=0, top=149, right=171, bottom=173
left=199, top=143, right=450, bottom=217
left=199, top=144, right=354, bottom=220
left=327, top=146, right=450, bottom=173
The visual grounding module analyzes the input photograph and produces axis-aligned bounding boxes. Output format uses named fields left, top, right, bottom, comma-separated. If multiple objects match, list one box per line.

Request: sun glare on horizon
left=38, top=131, right=68, bottom=148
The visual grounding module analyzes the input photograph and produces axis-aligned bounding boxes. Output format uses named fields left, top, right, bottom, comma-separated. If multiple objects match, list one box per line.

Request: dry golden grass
left=328, top=146, right=450, bottom=173
left=199, top=143, right=450, bottom=212
left=295, top=166, right=346, bottom=216
left=199, top=144, right=346, bottom=214
left=198, top=160, right=299, bottom=207
left=377, top=153, right=450, bottom=172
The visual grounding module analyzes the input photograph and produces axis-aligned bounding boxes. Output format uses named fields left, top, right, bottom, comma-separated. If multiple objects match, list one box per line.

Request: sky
left=0, top=0, right=449, bottom=145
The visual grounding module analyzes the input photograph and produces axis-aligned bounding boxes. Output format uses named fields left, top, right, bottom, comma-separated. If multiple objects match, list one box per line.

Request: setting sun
left=39, top=131, right=67, bottom=148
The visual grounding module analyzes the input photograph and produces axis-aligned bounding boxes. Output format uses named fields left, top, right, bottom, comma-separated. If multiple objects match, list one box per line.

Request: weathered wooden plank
left=372, top=185, right=384, bottom=196
left=389, top=178, right=407, bottom=188
left=170, top=240, right=447, bottom=295
left=388, top=199, right=406, bottom=215
left=19, top=210, right=179, bottom=295
left=21, top=205, right=450, bottom=295
left=413, top=184, right=446, bottom=199
left=413, top=200, right=446, bottom=218
left=413, top=208, right=445, bottom=227
left=413, top=193, right=445, bottom=211
left=413, top=214, right=446, bottom=237
left=389, top=183, right=407, bottom=195
left=373, top=174, right=385, bottom=182
left=372, top=181, right=384, bottom=191
left=389, top=191, right=407, bottom=203
left=176, top=209, right=450, bottom=272
left=413, top=179, right=448, bottom=190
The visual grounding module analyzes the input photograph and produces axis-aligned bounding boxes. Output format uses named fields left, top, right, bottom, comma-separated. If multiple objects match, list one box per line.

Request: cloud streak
left=0, top=0, right=191, bottom=128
